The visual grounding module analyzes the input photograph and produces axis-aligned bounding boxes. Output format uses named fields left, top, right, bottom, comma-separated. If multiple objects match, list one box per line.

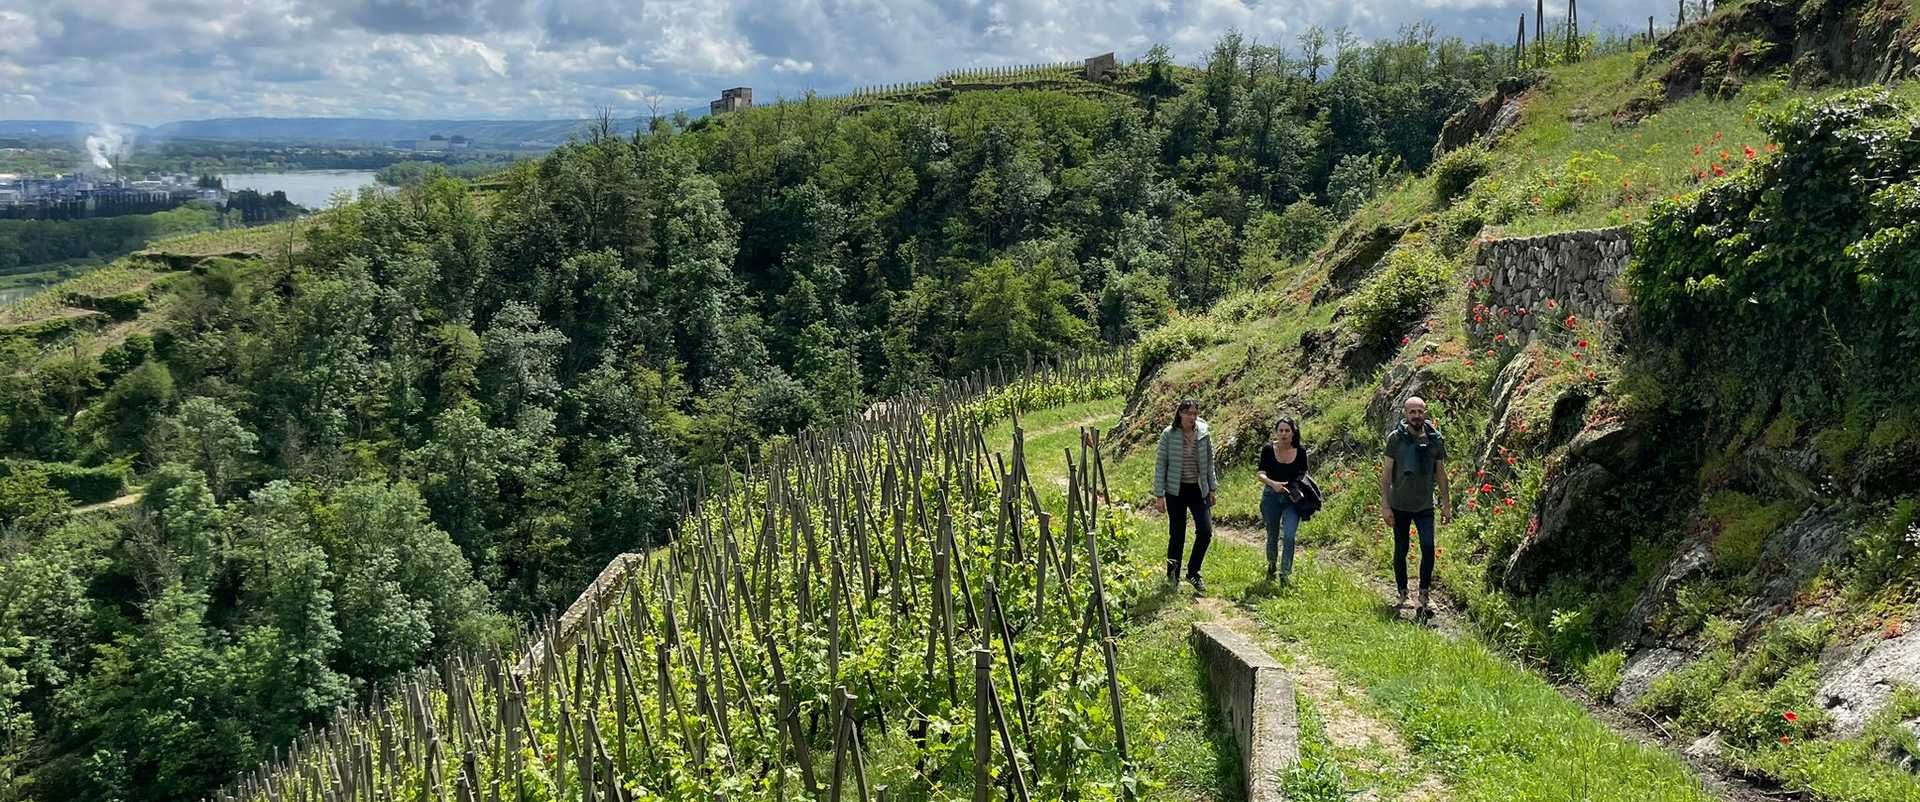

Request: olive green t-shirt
left=1384, top=423, right=1446, bottom=512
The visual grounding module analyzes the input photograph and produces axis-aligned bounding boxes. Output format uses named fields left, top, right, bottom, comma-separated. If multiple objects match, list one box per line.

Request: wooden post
left=972, top=649, right=992, bottom=802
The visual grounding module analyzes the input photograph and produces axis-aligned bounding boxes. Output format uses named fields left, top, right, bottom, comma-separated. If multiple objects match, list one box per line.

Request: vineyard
left=209, top=353, right=1167, bottom=802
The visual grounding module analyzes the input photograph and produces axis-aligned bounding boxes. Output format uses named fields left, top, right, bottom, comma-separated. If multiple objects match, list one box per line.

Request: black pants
left=1166, top=482, right=1213, bottom=580
left=1392, top=507, right=1436, bottom=594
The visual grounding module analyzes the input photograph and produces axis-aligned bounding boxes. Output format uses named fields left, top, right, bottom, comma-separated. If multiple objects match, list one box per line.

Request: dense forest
left=0, top=29, right=1516, bottom=802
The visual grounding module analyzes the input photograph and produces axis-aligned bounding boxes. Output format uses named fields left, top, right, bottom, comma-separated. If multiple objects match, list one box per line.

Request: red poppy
left=1718, top=150, right=1730, bottom=162
left=1527, top=515, right=1540, bottom=536
left=1495, top=334, right=1507, bottom=343
left=1506, top=455, right=1517, bottom=466
left=1486, top=349, right=1496, bottom=357
left=1546, top=299, right=1558, bottom=310
left=1783, top=711, right=1799, bottom=723
left=1712, top=130, right=1723, bottom=142
left=1564, top=314, right=1577, bottom=328
left=1765, top=143, right=1779, bottom=153
left=1481, top=482, right=1494, bottom=494
left=1779, top=736, right=1792, bottom=745
left=1467, top=499, right=1478, bottom=510
left=1504, top=497, right=1517, bottom=507
left=1493, top=507, right=1504, bottom=516
left=1577, top=339, right=1589, bottom=349
left=1465, top=359, right=1475, bottom=367
left=1692, top=145, right=1702, bottom=156
left=1712, top=163, right=1726, bottom=177
left=1743, top=145, right=1756, bottom=159
left=1401, top=335, right=1411, bottom=345
left=1476, top=469, right=1487, bottom=479
left=1517, top=307, right=1529, bottom=316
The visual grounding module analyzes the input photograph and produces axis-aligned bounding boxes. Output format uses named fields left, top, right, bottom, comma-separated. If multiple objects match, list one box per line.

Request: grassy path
left=996, top=396, right=1731, bottom=802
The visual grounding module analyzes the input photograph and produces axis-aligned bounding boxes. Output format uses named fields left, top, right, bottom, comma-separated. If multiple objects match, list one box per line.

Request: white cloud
left=0, top=0, right=1673, bottom=124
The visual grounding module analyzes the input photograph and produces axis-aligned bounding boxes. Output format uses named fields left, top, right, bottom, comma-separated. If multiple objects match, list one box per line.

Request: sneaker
left=1188, top=575, right=1207, bottom=595
left=1417, top=590, right=1431, bottom=611
left=1265, top=563, right=1277, bottom=583
left=1395, top=590, right=1409, bottom=608
left=1165, top=571, right=1179, bottom=589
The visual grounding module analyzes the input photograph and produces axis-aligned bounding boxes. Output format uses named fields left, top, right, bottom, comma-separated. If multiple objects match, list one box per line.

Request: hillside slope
left=1114, top=1, right=1920, bottom=798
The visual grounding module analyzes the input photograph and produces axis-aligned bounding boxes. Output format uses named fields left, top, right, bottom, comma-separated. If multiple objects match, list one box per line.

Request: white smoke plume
left=84, top=124, right=127, bottom=171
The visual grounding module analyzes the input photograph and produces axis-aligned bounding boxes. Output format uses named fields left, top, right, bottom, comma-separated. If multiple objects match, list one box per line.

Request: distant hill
left=0, top=117, right=656, bottom=149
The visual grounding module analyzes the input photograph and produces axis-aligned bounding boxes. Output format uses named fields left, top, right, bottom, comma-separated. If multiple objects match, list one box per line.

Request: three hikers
left=1151, top=395, right=1449, bottom=617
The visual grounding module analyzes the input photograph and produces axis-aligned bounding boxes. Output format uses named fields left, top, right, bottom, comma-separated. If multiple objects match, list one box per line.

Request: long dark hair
left=1271, top=416, right=1303, bottom=450
left=1169, top=398, right=1200, bottom=430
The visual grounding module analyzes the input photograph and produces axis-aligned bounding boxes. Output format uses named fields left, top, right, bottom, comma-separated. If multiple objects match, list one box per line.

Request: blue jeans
left=1261, top=489, right=1300, bottom=577
left=1392, top=507, right=1436, bottom=594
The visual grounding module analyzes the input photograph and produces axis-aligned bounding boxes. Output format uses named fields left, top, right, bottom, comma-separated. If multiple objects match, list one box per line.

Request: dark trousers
left=1166, top=482, right=1213, bottom=579
left=1392, top=507, right=1436, bottom=594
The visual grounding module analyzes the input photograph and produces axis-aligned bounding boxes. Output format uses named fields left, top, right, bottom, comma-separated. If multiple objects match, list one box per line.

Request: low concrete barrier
left=1191, top=621, right=1299, bottom=802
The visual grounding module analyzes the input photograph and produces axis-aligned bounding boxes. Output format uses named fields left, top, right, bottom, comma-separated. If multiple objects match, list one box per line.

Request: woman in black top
left=1257, top=417, right=1308, bottom=582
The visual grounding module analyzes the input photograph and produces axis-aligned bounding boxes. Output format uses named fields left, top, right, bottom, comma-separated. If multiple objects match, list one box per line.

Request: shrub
left=1432, top=146, right=1493, bottom=206
left=1135, top=313, right=1228, bottom=376
left=1579, top=650, right=1627, bottom=700
left=1346, top=243, right=1453, bottom=342
left=1703, top=491, right=1801, bottom=574
left=0, top=458, right=126, bottom=504
left=1851, top=497, right=1920, bottom=595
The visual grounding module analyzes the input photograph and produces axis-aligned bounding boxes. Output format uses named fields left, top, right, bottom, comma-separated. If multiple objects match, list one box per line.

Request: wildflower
left=1765, top=142, right=1779, bottom=153
left=1436, top=547, right=1446, bottom=557
left=1527, top=515, right=1540, bottom=536
left=1783, top=711, right=1799, bottom=723
left=1712, top=163, right=1726, bottom=177
left=1564, top=314, right=1577, bottom=328
left=1495, top=333, right=1507, bottom=343
left=1465, top=359, right=1475, bottom=367
left=1486, top=349, right=1496, bottom=357
left=1712, top=130, right=1723, bottom=142
left=1401, top=335, right=1411, bottom=346
left=1577, top=339, right=1589, bottom=349
left=1718, top=150, right=1730, bottom=162
left=1493, top=507, right=1504, bottom=516
left=1692, top=145, right=1702, bottom=156
left=1743, top=145, right=1756, bottom=159
left=1481, top=482, right=1494, bottom=494
left=1517, top=307, right=1529, bottom=316
left=1587, top=370, right=1597, bottom=381
left=1622, top=179, right=1631, bottom=190
left=1506, top=455, right=1517, bottom=466
left=1467, top=499, right=1478, bottom=510
left=1504, top=497, right=1517, bottom=507
left=1546, top=299, right=1558, bottom=310
left=1780, top=736, right=1792, bottom=745
left=1532, top=195, right=1544, bottom=205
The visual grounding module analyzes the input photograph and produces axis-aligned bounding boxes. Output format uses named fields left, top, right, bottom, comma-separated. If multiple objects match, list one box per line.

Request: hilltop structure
left=709, top=87, right=753, bottom=115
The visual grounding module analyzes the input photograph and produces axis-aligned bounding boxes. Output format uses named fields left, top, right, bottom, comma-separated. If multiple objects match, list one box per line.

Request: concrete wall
left=1469, top=227, right=1632, bottom=344
left=1191, top=622, right=1299, bottom=802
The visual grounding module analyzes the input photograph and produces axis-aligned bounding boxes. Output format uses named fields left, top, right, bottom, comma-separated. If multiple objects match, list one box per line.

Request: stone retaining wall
left=1191, top=622, right=1299, bottom=802
left=1469, top=227, right=1632, bottom=343
left=512, top=551, right=650, bottom=678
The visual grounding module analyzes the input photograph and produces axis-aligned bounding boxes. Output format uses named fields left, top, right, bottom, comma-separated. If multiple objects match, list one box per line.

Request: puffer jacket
left=1153, top=419, right=1218, bottom=497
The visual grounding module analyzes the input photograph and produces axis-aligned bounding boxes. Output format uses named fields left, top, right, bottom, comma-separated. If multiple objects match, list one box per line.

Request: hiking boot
left=1395, top=590, right=1409, bottom=608
left=1165, top=569, right=1179, bottom=589
left=1188, top=575, right=1207, bottom=595
left=1417, top=590, right=1431, bottom=612
left=1265, top=563, right=1277, bottom=583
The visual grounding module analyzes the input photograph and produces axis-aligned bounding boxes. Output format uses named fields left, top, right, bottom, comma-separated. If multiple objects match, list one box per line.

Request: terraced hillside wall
left=1468, top=227, right=1632, bottom=344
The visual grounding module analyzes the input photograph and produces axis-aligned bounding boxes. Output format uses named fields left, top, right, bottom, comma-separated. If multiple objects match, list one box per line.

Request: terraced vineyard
left=210, top=353, right=1160, bottom=802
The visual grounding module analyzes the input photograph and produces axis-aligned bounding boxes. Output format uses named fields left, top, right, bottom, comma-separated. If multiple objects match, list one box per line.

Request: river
left=0, top=286, right=36, bottom=307
left=219, top=170, right=384, bottom=210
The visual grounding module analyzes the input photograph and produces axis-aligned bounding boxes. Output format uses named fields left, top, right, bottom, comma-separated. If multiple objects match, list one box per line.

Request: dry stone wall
left=1469, top=227, right=1633, bottom=344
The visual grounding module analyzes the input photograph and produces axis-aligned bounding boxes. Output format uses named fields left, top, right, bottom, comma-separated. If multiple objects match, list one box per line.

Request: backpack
left=1289, top=472, right=1324, bottom=521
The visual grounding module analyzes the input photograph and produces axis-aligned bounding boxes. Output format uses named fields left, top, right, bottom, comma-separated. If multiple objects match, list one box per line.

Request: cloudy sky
left=2, top=0, right=1670, bottom=124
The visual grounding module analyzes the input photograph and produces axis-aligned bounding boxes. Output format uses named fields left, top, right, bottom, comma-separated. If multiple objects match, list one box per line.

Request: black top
left=1260, top=442, right=1308, bottom=486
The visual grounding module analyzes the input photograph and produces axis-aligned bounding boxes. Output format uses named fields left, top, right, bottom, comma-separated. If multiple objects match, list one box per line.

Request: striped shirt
left=1180, top=429, right=1199, bottom=484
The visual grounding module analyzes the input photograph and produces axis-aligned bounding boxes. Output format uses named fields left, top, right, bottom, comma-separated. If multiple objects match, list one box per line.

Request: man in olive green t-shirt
left=1378, top=396, right=1452, bottom=614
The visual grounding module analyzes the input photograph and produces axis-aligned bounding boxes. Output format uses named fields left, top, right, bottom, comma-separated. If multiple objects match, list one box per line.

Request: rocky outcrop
left=1312, top=224, right=1404, bottom=305
left=1818, top=628, right=1920, bottom=737
left=1617, top=647, right=1695, bottom=708
left=1501, top=419, right=1652, bottom=592
left=1434, top=74, right=1538, bottom=159
left=1469, top=228, right=1632, bottom=345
